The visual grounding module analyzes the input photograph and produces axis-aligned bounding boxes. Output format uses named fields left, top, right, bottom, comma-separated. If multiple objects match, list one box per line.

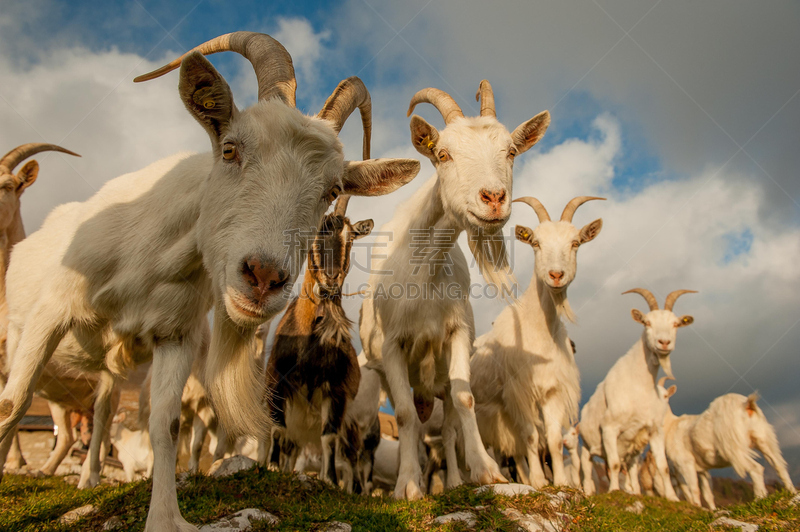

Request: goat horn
left=475, top=79, right=496, bottom=118
left=407, top=88, right=464, bottom=124
left=622, top=288, right=659, bottom=311
left=664, top=289, right=697, bottom=311
left=134, top=32, right=297, bottom=107
left=0, top=143, right=80, bottom=174
left=318, top=77, right=371, bottom=160
left=333, top=195, right=351, bottom=218
left=560, top=196, right=606, bottom=223
left=658, top=376, right=668, bottom=388
left=513, top=197, right=550, bottom=223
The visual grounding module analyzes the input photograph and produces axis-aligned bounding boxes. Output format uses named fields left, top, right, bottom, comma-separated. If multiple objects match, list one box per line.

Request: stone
left=790, top=493, right=800, bottom=506
left=502, top=508, right=565, bottom=532
left=321, top=522, right=352, bottom=532
left=58, top=504, right=97, bottom=524
left=199, top=509, right=279, bottom=531
left=176, top=471, right=192, bottom=489
left=624, top=501, right=645, bottom=514
left=102, top=516, right=124, bottom=530
left=710, top=517, right=758, bottom=532
left=475, top=483, right=537, bottom=497
left=433, top=511, right=478, bottom=527
left=208, top=455, right=258, bottom=478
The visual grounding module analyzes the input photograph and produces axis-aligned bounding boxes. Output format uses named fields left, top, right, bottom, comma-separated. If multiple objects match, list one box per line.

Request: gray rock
left=208, top=455, right=258, bottom=478
left=790, top=493, right=800, bottom=506
left=199, top=508, right=279, bottom=531
left=321, top=522, right=352, bottom=532
left=710, top=517, right=758, bottom=532
left=102, top=516, right=124, bottom=530
left=502, top=508, right=565, bottom=532
left=624, top=501, right=645, bottom=514
left=58, top=504, right=96, bottom=524
left=176, top=471, right=192, bottom=489
left=433, top=511, right=478, bottom=527
left=475, top=483, right=537, bottom=496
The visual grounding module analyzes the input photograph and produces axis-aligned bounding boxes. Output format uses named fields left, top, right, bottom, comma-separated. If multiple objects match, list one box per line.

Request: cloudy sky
left=2, top=1, right=799, bottom=477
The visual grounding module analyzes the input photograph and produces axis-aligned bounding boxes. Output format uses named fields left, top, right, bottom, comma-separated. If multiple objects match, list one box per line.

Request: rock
left=433, top=511, right=478, bottom=527
left=547, top=491, right=573, bottom=508
left=208, top=455, right=258, bottom=478
left=710, top=517, right=758, bottom=532
left=475, top=483, right=537, bottom=496
left=58, top=504, right=97, bottom=524
left=199, top=508, right=279, bottom=531
left=321, top=522, right=352, bottom=532
left=102, top=516, right=124, bottom=530
left=790, top=493, right=800, bottom=506
left=624, top=501, right=645, bottom=514
left=501, top=508, right=565, bottom=532
left=176, top=471, right=192, bottom=489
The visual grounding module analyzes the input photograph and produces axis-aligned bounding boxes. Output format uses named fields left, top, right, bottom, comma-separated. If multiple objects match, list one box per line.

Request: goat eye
left=508, top=147, right=517, bottom=159
left=326, top=185, right=342, bottom=204
left=572, top=241, right=580, bottom=249
left=222, top=143, right=237, bottom=161
left=438, top=149, right=450, bottom=162
left=532, top=240, right=540, bottom=248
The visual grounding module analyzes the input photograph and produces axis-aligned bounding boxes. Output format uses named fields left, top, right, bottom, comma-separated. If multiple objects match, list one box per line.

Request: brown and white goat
left=267, top=195, right=372, bottom=492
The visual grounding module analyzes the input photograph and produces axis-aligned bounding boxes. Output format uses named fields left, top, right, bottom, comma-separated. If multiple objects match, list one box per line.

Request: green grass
left=1, top=469, right=798, bottom=531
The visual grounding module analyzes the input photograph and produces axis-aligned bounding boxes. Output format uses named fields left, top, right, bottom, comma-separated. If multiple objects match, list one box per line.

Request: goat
left=658, top=381, right=795, bottom=509
left=562, top=424, right=581, bottom=488
left=0, top=32, right=419, bottom=532
left=0, top=143, right=84, bottom=475
left=267, top=195, right=373, bottom=493
left=579, top=288, right=695, bottom=500
left=469, top=196, right=603, bottom=488
left=360, top=81, right=550, bottom=499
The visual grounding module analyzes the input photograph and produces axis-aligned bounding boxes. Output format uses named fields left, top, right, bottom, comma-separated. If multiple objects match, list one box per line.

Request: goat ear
left=178, top=51, right=236, bottom=148
left=677, top=315, right=694, bottom=327
left=631, top=309, right=645, bottom=324
left=16, top=160, right=39, bottom=192
left=515, top=225, right=534, bottom=244
left=579, top=218, right=602, bottom=244
left=511, top=110, right=550, bottom=155
left=351, top=219, right=374, bottom=240
left=342, top=158, right=420, bottom=196
left=409, top=115, right=440, bottom=161
left=667, top=385, right=677, bottom=398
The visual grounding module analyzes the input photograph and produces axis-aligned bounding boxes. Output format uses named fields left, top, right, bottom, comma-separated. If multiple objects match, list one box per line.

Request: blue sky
left=2, top=0, right=800, bottom=478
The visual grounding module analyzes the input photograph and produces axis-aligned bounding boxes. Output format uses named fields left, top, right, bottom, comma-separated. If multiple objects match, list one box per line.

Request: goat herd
left=0, top=31, right=795, bottom=531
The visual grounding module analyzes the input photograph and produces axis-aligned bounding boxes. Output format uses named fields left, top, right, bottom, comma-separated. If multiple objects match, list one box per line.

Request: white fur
left=659, top=387, right=795, bottom=509
left=360, top=99, right=549, bottom=500
left=469, top=202, right=602, bottom=488
left=578, top=300, right=694, bottom=500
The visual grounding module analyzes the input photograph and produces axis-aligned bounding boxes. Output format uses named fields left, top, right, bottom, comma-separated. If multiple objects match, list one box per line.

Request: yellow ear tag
left=427, top=141, right=434, bottom=150
left=522, top=232, right=529, bottom=239
left=203, top=100, right=215, bottom=109
left=682, top=317, right=690, bottom=324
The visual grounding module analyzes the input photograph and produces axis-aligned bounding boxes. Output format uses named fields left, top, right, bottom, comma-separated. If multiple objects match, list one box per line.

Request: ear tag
left=427, top=141, right=435, bottom=149
left=522, top=232, right=529, bottom=239
left=682, top=317, right=690, bottom=324
left=192, top=86, right=216, bottom=109
left=203, top=100, right=216, bottom=109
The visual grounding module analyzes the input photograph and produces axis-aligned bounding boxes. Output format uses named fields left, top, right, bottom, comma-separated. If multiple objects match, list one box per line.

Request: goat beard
left=467, top=227, right=517, bottom=300
left=315, top=298, right=353, bottom=346
left=549, top=288, right=577, bottom=324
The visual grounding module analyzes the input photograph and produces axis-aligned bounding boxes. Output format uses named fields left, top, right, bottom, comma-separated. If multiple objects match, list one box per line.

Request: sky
left=1, top=1, right=799, bottom=479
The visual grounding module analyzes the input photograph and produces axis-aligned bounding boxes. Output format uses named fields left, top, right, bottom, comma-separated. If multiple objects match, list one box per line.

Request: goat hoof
left=404, top=481, right=423, bottom=501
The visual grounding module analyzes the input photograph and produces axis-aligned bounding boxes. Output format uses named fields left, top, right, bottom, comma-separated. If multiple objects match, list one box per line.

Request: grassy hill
left=1, top=468, right=797, bottom=531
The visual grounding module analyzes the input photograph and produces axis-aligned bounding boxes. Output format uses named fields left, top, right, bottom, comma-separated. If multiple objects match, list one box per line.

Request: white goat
left=658, top=381, right=795, bottom=509
left=579, top=288, right=696, bottom=500
left=469, top=196, right=603, bottom=488
left=0, top=144, right=82, bottom=473
left=360, top=81, right=550, bottom=499
left=0, top=32, right=419, bottom=532
left=562, top=424, right=581, bottom=488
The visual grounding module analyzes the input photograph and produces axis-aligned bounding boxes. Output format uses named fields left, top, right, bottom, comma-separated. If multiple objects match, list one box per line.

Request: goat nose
left=479, top=189, right=507, bottom=210
left=549, top=270, right=564, bottom=281
left=658, top=339, right=670, bottom=348
left=243, top=257, right=288, bottom=298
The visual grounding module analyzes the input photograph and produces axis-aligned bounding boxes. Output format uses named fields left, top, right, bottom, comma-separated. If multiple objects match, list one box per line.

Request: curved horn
left=0, top=143, right=80, bottom=173
left=407, top=88, right=464, bottom=125
left=560, top=196, right=606, bottom=223
left=513, top=197, right=550, bottom=223
left=475, top=79, right=496, bottom=118
left=622, top=288, right=659, bottom=311
left=664, top=289, right=697, bottom=311
left=318, top=77, right=371, bottom=159
left=658, top=376, right=668, bottom=388
left=134, top=32, right=297, bottom=107
left=333, top=195, right=351, bottom=218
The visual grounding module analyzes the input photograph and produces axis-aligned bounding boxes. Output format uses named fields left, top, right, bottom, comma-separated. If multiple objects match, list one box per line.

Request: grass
left=1, top=469, right=798, bottom=532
